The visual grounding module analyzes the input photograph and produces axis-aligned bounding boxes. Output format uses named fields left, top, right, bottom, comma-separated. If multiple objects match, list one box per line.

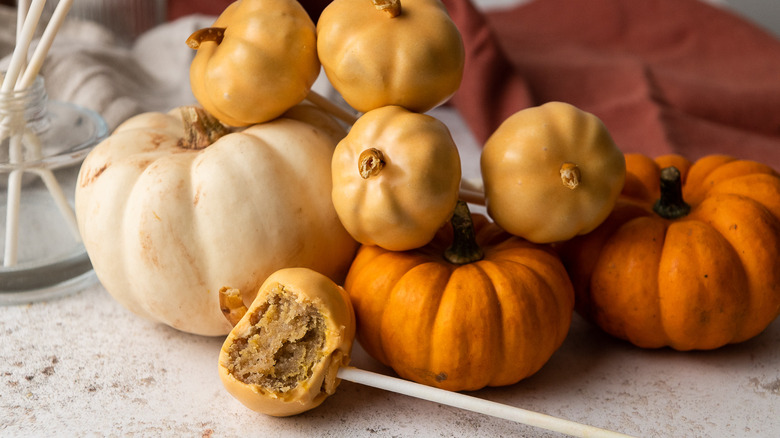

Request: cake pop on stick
left=217, top=268, right=634, bottom=437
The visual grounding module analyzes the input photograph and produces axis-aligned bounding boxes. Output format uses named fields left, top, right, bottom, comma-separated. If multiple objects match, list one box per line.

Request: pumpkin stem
left=559, top=162, right=581, bottom=190
left=653, top=166, right=691, bottom=219
left=178, top=106, right=231, bottom=150
left=359, top=148, right=386, bottom=178
left=186, top=27, right=226, bottom=49
left=372, top=0, right=402, bottom=17
left=219, top=286, right=248, bottom=327
left=444, top=200, right=484, bottom=265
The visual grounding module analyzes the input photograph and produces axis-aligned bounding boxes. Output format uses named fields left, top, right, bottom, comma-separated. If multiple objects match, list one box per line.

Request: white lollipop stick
left=337, top=366, right=635, bottom=438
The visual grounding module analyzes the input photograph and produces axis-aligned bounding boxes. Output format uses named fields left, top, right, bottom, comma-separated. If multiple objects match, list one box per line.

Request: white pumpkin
left=75, top=104, right=358, bottom=336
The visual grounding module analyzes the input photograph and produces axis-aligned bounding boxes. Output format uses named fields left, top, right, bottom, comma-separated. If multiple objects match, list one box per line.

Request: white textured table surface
left=2, top=277, right=779, bottom=437
left=2, top=106, right=780, bottom=438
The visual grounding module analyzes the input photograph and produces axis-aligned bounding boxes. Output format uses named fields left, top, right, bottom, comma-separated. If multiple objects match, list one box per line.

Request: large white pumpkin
left=75, top=104, right=358, bottom=336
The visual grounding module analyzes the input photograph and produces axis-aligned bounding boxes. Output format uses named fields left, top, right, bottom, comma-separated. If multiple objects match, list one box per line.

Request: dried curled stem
left=559, top=162, right=581, bottom=190
left=372, top=0, right=402, bottom=17
left=177, top=106, right=231, bottom=150
left=219, top=287, right=248, bottom=327
left=359, top=148, right=386, bottom=179
left=186, top=27, right=226, bottom=49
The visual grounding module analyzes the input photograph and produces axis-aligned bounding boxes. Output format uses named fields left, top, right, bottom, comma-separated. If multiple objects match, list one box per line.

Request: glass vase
left=0, top=72, right=108, bottom=304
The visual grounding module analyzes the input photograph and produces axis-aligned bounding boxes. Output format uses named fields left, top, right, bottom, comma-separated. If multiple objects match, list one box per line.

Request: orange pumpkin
left=345, top=201, right=574, bottom=391
left=560, top=154, right=780, bottom=350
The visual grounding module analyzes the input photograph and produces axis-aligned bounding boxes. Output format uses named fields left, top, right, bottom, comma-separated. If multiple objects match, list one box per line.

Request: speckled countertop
left=2, top=106, right=779, bottom=438
left=2, top=276, right=778, bottom=437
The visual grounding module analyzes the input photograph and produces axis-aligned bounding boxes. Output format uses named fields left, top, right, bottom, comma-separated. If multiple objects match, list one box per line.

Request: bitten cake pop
left=217, top=267, right=355, bottom=416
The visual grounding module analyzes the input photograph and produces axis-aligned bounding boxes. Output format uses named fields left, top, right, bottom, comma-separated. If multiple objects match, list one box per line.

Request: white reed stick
left=19, top=0, right=73, bottom=89
left=24, top=129, right=81, bottom=240
left=305, top=90, right=360, bottom=125
left=17, top=0, right=80, bottom=241
left=459, top=187, right=486, bottom=206
left=3, top=135, right=25, bottom=266
left=3, top=0, right=80, bottom=266
left=1, top=0, right=46, bottom=93
left=337, top=367, right=635, bottom=438
left=16, top=0, right=30, bottom=80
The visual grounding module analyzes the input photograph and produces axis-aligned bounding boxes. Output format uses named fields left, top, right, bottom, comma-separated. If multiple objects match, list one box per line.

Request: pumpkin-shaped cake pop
left=481, top=101, right=626, bottom=243
left=187, top=0, right=320, bottom=126
left=331, top=105, right=461, bottom=251
left=316, top=0, right=464, bottom=113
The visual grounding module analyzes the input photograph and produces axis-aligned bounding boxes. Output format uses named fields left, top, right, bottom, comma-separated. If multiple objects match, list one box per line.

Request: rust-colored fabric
left=167, top=0, right=331, bottom=21
left=443, top=0, right=780, bottom=170
left=169, top=0, right=780, bottom=169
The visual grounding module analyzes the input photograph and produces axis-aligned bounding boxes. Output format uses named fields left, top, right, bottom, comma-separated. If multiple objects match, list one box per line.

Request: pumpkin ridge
left=707, top=173, right=780, bottom=220
left=477, top=257, right=547, bottom=384
left=464, top=260, right=506, bottom=386
left=659, top=218, right=748, bottom=350
left=589, top=215, right=667, bottom=348
left=385, top=262, right=452, bottom=382
left=694, top=194, right=780, bottom=342
left=427, top=263, right=500, bottom=390
left=495, top=249, right=574, bottom=365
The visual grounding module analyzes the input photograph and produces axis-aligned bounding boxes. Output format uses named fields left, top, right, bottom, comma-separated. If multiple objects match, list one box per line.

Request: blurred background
left=1, top=0, right=779, bottom=41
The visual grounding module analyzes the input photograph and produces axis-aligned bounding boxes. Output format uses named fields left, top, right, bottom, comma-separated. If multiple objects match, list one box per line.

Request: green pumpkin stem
left=444, top=200, right=484, bottom=265
left=653, top=166, right=691, bottom=219
left=178, top=106, right=231, bottom=150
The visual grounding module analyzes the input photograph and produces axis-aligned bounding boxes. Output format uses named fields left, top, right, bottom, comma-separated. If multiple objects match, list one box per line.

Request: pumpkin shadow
left=471, top=313, right=633, bottom=399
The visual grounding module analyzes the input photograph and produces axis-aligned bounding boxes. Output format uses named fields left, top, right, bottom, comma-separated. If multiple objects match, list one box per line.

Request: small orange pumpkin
left=560, top=153, right=780, bottom=350
left=345, top=201, right=574, bottom=391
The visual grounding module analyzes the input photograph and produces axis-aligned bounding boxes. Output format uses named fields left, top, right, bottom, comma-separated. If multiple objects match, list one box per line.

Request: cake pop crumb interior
left=225, top=284, right=325, bottom=392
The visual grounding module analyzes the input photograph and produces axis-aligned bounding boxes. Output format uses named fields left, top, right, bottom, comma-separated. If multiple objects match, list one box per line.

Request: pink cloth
left=444, top=0, right=780, bottom=170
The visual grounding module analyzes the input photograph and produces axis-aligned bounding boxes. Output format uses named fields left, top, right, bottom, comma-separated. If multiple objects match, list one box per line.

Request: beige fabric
left=0, top=6, right=212, bottom=130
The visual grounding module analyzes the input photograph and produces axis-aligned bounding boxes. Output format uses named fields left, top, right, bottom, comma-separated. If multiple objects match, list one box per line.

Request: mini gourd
left=560, top=153, right=780, bottom=350
left=75, top=104, right=358, bottom=336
